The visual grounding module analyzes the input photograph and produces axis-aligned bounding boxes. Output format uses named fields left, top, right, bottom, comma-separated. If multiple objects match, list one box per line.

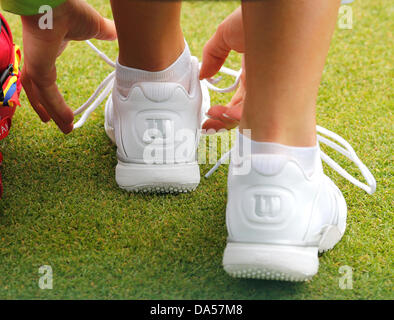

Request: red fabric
left=0, top=116, right=11, bottom=140
left=0, top=116, right=11, bottom=197
left=0, top=151, right=2, bottom=197
left=0, top=12, right=18, bottom=198
left=0, top=12, right=13, bottom=71
left=0, top=11, right=16, bottom=132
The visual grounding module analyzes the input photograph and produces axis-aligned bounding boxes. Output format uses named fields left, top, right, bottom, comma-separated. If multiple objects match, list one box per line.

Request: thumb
left=95, top=17, right=117, bottom=41
left=199, top=23, right=231, bottom=80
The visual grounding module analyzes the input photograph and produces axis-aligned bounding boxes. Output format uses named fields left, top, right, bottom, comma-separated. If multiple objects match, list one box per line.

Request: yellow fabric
left=0, top=45, right=21, bottom=108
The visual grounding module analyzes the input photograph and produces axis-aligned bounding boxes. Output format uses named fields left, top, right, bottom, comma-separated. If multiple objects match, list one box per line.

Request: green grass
left=0, top=0, right=392, bottom=299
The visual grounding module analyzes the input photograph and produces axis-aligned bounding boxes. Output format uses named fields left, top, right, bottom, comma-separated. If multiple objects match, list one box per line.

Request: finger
left=32, top=80, right=74, bottom=134
left=203, top=118, right=238, bottom=132
left=95, top=17, right=117, bottom=41
left=199, top=23, right=231, bottom=80
left=206, top=105, right=235, bottom=123
left=207, top=103, right=242, bottom=121
left=68, top=2, right=117, bottom=41
left=206, top=105, right=239, bottom=131
left=200, top=7, right=244, bottom=80
left=21, top=67, right=51, bottom=122
left=202, top=119, right=227, bottom=132
left=22, top=16, right=74, bottom=133
left=222, top=103, right=242, bottom=122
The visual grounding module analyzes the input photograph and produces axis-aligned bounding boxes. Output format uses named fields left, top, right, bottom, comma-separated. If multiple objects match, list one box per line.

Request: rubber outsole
left=119, top=183, right=198, bottom=193
left=223, top=243, right=319, bottom=281
left=223, top=225, right=344, bottom=281
left=116, top=161, right=200, bottom=194
left=224, top=265, right=314, bottom=282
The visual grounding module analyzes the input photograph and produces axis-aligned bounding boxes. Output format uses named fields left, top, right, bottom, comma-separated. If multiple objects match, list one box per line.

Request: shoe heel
left=223, top=242, right=318, bottom=281
left=115, top=161, right=200, bottom=193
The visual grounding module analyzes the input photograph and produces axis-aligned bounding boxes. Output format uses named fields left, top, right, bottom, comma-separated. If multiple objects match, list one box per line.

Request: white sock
left=115, top=41, right=192, bottom=97
left=238, top=131, right=319, bottom=176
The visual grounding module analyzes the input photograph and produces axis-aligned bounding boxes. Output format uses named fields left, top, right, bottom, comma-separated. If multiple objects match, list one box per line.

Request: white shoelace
left=76, top=40, right=376, bottom=195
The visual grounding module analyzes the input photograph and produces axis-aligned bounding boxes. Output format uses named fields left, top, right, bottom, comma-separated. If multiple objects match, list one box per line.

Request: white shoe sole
left=116, top=161, right=200, bottom=193
left=223, top=225, right=344, bottom=281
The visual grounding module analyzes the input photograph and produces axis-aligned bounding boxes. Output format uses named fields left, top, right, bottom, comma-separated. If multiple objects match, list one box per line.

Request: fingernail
left=222, top=113, right=237, bottom=121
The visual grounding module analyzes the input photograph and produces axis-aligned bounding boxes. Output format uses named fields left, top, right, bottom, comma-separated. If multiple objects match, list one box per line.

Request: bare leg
left=240, top=0, right=340, bottom=146
left=110, top=0, right=184, bottom=71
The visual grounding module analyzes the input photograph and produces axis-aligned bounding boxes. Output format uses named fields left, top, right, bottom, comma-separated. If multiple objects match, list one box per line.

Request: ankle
left=239, top=120, right=317, bottom=147
left=240, top=102, right=317, bottom=147
left=118, top=35, right=185, bottom=71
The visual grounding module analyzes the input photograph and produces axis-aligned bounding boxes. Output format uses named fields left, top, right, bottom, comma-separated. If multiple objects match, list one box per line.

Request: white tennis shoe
left=74, top=41, right=241, bottom=193
left=224, top=152, right=346, bottom=281
left=207, top=128, right=376, bottom=281
left=104, top=56, right=203, bottom=192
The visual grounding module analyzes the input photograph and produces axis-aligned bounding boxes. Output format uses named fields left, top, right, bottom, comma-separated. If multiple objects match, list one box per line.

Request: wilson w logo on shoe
left=254, top=194, right=281, bottom=218
left=143, top=119, right=174, bottom=143
left=241, top=187, right=295, bottom=225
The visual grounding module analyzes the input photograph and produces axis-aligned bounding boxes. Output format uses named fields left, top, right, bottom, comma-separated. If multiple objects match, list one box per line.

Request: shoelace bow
left=75, top=40, right=376, bottom=195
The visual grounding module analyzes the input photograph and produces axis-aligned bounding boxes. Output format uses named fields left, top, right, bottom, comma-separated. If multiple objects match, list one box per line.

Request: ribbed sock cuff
left=115, top=41, right=192, bottom=96
left=238, top=130, right=319, bottom=176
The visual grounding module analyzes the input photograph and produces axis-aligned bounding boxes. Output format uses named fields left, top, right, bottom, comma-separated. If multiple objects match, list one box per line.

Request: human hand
left=199, top=7, right=244, bottom=131
left=21, top=0, right=116, bottom=133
